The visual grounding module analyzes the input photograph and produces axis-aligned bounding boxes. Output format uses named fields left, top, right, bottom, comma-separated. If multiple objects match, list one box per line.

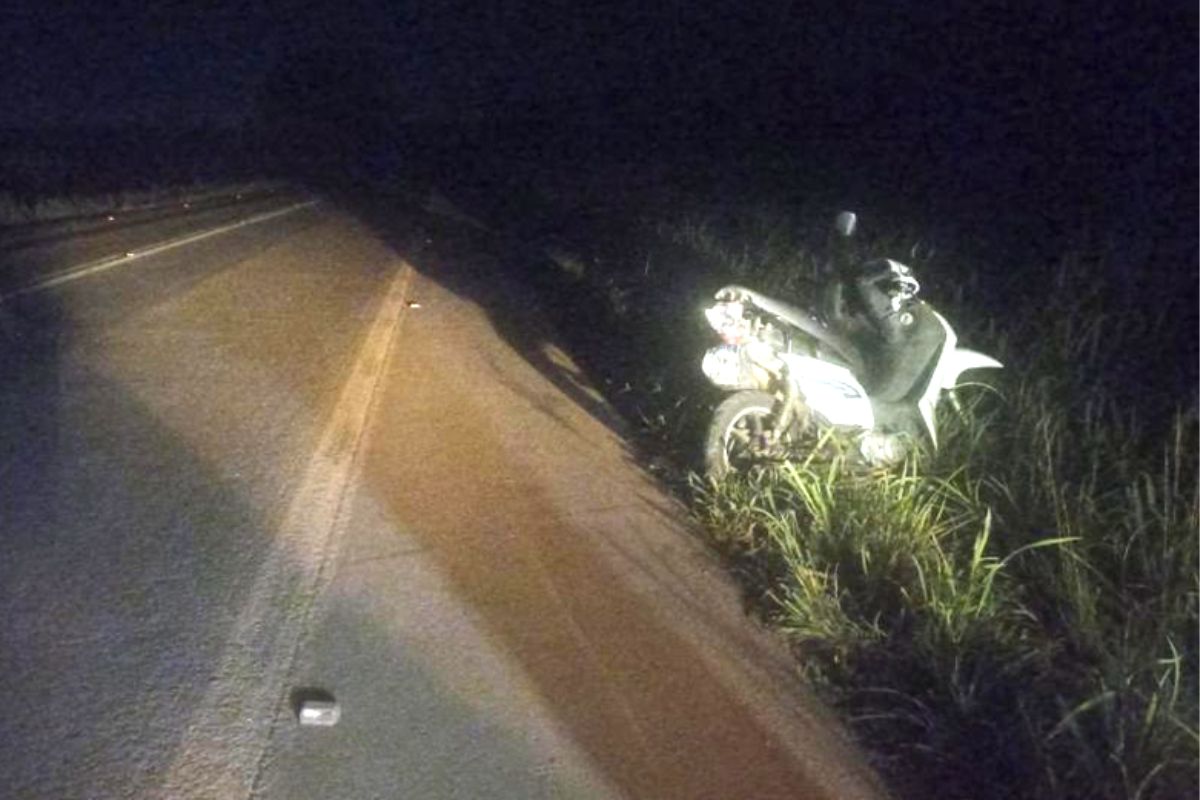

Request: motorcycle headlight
left=702, top=345, right=749, bottom=388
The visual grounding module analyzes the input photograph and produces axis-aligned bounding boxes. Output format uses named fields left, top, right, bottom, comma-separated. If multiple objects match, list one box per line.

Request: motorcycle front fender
left=919, top=347, right=1004, bottom=448
left=940, top=348, right=1003, bottom=390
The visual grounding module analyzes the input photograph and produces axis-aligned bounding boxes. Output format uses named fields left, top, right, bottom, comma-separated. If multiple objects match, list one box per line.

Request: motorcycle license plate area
left=785, top=354, right=876, bottom=428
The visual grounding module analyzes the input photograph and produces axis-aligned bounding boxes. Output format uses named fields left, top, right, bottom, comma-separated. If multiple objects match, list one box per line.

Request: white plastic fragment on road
left=297, top=699, right=341, bottom=727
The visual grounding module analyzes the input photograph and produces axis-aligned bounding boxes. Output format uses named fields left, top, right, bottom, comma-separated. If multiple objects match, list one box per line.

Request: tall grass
left=469, top=169, right=1195, bottom=797
left=674, top=210, right=1198, bottom=799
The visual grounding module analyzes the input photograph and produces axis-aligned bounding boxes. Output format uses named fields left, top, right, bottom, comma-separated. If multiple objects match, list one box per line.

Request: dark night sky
left=0, top=2, right=1194, bottom=264
left=0, top=2, right=808, bottom=125
left=3, top=2, right=1192, bottom=131
left=2, top=3, right=282, bottom=127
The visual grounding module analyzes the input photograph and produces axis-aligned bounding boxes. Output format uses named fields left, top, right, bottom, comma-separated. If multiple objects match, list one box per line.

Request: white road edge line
left=0, top=199, right=320, bottom=301
left=160, top=261, right=415, bottom=798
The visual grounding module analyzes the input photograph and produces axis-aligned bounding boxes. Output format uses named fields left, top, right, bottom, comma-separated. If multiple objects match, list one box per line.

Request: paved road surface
left=0, top=192, right=885, bottom=799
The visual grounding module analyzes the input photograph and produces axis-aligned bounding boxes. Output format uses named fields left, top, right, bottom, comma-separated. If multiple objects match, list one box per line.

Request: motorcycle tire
left=703, top=390, right=796, bottom=480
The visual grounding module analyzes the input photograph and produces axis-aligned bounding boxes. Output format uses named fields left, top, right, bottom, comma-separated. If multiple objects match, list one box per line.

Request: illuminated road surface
left=0, top=194, right=884, bottom=799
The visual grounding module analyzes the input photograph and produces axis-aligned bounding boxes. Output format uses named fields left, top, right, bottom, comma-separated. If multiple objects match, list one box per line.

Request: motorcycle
left=700, top=211, right=1002, bottom=478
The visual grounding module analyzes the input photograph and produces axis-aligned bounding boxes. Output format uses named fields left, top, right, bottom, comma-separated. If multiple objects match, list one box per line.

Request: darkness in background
left=2, top=1, right=1195, bottom=374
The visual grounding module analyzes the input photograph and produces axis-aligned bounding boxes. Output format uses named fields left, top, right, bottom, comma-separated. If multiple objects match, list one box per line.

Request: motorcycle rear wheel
left=704, top=390, right=806, bottom=479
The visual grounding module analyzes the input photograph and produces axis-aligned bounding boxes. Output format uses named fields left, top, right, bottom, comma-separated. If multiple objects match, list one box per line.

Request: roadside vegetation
left=465, top=166, right=1198, bottom=800
left=686, top=229, right=1198, bottom=800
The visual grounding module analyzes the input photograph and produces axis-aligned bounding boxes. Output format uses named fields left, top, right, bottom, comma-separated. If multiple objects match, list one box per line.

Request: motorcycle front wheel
left=704, top=390, right=803, bottom=479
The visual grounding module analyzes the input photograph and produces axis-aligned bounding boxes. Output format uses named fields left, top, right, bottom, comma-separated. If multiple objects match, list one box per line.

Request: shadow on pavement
left=350, top=193, right=641, bottom=442
left=333, top=184, right=724, bottom=475
left=0, top=195, right=880, bottom=799
left=0, top=217, right=567, bottom=798
left=304, top=189, right=880, bottom=799
left=0, top=287, right=263, bottom=796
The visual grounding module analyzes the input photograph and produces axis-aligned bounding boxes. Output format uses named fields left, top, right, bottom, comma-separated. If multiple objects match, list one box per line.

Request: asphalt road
left=0, top=192, right=886, bottom=799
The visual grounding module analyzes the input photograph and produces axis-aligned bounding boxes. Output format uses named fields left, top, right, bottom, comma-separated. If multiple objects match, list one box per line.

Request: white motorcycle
left=701, top=212, right=1002, bottom=478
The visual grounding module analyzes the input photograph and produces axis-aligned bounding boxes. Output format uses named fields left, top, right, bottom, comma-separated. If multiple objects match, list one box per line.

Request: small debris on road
left=292, top=688, right=340, bottom=726
left=406, top=301, right=421, bottom=309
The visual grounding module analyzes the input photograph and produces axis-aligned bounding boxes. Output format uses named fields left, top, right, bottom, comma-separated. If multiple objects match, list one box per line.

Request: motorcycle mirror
left=834, top=211, right=857, bottom=237
left=910, top=239, right=936, bottom=262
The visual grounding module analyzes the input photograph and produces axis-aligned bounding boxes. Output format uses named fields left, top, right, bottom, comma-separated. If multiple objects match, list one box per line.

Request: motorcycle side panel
left=783, top=354, right=875, bottom=428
